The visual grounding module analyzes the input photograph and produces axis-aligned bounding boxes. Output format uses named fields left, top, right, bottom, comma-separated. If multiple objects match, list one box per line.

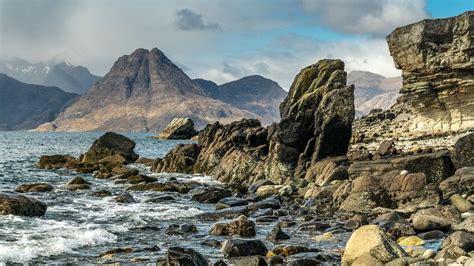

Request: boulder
left=158, top=118, right=198, bottom=139
left=452, top=132, right=474, bottom=169
left=266, top=224, right=291, bottom=241
left=411, top=206, right=461, bottom=231
left=65, top=176, right=91, bottom=190
left=372, top=212, right=415, bottom=239
left=221, top=239, right=268, bottom=258
left=81, top=132, right=138, bottom=163
left=15, top=183, right=53, bottom=193
left=37, top=154, right=77, bottom=169
left=163, top=247, right=208, bottom=266
left=0, top=192, right=47, bottom=216
left=439, top=167, right=474, bottom=199
left=229, top=256, right=267, bottom=266
left=453, top=216, right=474, bottom=232
left=113, top=192, right=136, bottom=203
left=190, top=186, right=232, bottom=203
left=450, top=194, right=473, bottom=213
left=441, top=231, right=474, bottom=252
left=209, top=215, right=256, bottom=237
left=166, top=224, right=197, bottom=235
left=342, top=225, right=407, bottom=264
left=152, top=143, right=199, bottom=173
left=216, top=197, right=248, bottom=210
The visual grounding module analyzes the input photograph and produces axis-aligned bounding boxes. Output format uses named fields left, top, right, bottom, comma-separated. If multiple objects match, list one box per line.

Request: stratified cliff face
left=154, top=59, right=355, bottom=186
left=387, top=11, right=474, bottom=134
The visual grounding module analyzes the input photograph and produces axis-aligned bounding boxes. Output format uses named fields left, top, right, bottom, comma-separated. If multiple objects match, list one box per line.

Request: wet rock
left=128, top=181, right=197, bottom=194
left=144, top=195, right=176, bottom=203
left=216, top=197, right=248, bottom=210
left=267, top=255, right=284, bottom=265
left=157, top=118, right=198, bottom=140
left=343, top=214, right=367, bottom=230
left=209, top=215, right=256, bottom=237
left=166, top=224, right=197, bottom=235
left=162, top=247, right=209, bottom=266
left=221, top=239, right=268, bottom=258
left=91, top=190, right=112, bottom=197
left=198, top=206, right=250, bottom=221
left=342, top=225, right=407, bottom=264
left=452, top=132, right=474, bottom=169
left=271, top=245, right=311, bottom=257
left=98, top=154, right=127, bottom=164
left=200, top=239, right=221, bottom=249
left=297, top=220, right=330, bottom=232
left=152, top=143, right=199, bottom=173
left=134, top=157, right=155, bottom=166
left=81, top=132, right=138, bottom=164
left=450, top=194, right=473, bottom=213
left=434, top=245, right=467, bottom=260
left=189, top=187, right=232, bottom=203
left=266, top=223, right=291, bottom=241
left=418, top=230, right=445, bottom=240
left=441, top=231, right=474, bottom=252
left=15, top=183, right=53, bottom=193
left=229, top=256, right=267, bottom=266
left=113, top=192, right=136, bottom=203
left=0, top=192, right=47, bottom=216
left=100, top=247, right=133, bottom=257
left=65, top=176, right=91, bottom=190
left=37, top=154, right=77, bottom=169
left=255, top=196, right=281, bottom=209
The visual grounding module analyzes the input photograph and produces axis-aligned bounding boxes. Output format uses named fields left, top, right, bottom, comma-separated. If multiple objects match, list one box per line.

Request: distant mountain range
left=39, top=48, right=287, bottom=132
left=348, top=70, right=401, bottom=116
left=0, top=74, right=78, bottom=130
left=0, top=58, right=101, bottom=95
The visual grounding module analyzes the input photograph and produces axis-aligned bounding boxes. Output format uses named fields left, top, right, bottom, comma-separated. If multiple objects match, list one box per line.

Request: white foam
left=0, top=218, right=117, bottom=263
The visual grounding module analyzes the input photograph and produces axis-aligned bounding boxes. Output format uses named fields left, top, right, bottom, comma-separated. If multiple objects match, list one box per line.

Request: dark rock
left=255, top=196, right=281, bottom=209
left=152, top=143, right=200, bottom=173
left=297, top=221, right=330, bottom=232
left=65, top=176, right=91, bottom=190
left=200, top=239, right=221, bottom=248
left=100, top=247, right=133, bottom=257
left=267, top=255, right=284, bottom=265
left=127, top=181, right=197, bottom=194
left=452, top=132, right=474, bottom=169
left=81, top=132, right=138, bottom=163
left=134, top=157, right=155, bottom=166
left=198, top=206, right=250, bottom=221
left=0, top=192, right=47, bottom=216
left=439, top=167, right=474, bottom=199
left=221, top=239, right=268, bottom=258
left=373, top=212, right=415, bottom=239
left=441, top=231, right=474, bottom=252
left=271, top=245, right=311, bottom=257
left=343, top=214, right=367, bottom=230
left=216, top=197, right=248, bottom=210
left=91, top=190, right=112, bottom=197
left=230, top=256, right=267, bottom=266
left=15, top=183, right=53, bottom=193
left=166, top=224, right=197, bottom=235
left=164, top=247, right=209, bottom=266
left=266, top=224, right=291, bottom=241
left=113, top=192, right=136, bottom=203
left=189, top=187, right=232, bottom=203
left=418, top=230, right=445, bottom=240
left=37, top=154, right=77, bottom=169
left=248, top=179, right=274, bottom=193
left=144, top=195, right=176, bottom=203
left=157, top=118, right=198, bottom=139
left=209, top=215, right=256, bottom=237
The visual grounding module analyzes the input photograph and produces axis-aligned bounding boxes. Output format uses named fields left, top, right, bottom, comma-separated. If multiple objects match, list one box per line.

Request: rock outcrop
left=353, top=11, right=474, bottom=144
left=154, top=59, right=355, bottom=186
left=157, top=118, right=197, bottom=139
left=81, top=132, right=138, bottom=163
left=0, top=192, right=47, bottom=216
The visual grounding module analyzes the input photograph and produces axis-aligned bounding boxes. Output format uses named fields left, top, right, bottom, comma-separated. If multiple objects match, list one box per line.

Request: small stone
left=266, top=224, right=291, bottom=241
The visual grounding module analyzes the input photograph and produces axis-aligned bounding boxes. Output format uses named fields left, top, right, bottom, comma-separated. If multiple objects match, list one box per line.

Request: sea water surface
left=0, top=131, right=346, bottom=264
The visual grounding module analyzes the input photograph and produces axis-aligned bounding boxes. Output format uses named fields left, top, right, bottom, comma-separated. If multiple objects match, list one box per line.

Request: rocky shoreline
left=1, top=11, right=474, bottom=266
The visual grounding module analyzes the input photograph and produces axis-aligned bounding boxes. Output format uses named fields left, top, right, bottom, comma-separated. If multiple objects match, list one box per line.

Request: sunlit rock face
left=387, top=11, right=474, bottom=134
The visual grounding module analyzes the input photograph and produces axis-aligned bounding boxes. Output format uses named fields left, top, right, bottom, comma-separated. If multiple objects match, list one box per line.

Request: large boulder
left=81, top=132, right=138, bottom=163
left=158, top=118, right=198, bottom=139
left=209, top=215, right=256, bottom=237
left=160, top=247, right=209, bottom=266
left=342, top=225, right=407, bottom=264
left=221, top=239, right=268, bottom=258
left=15, top=183, right=53, bottom=193
left=0, top=192, right=47, bottom=216
left=452, top=132, right=474, bottom=169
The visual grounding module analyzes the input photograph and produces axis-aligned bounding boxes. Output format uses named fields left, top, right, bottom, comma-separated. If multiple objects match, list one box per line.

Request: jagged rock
left=221, top=239, right=268, bottom=258
left=162, top=247, right=209, bottom=266
left=453, top=216, right=474, bottom=232
left=154, top=59, right=355, bottom=187
left=441, top=231, right=474, bottom=252
left=0, top=192, right=47, bottom=216
left=152, top=143, right=199, bottom=173
left=127, top=181, right=197, bottom=194
left=216, top=197, right=248, bottom=210
left=373, top=212, right=415, bottom=239
left=342, top=225, right=407, bottom=264
left=266, top=224, right=291, bottom=241
left=157, top=118, right=197, bottom=139
left=81, top=132, right=138, bottom=163
left=452, top=132, right=474, bottom=168
left=65, top=176, right=91, bottom=190
left=15, top=183, right=53, bottom=193
left=189, top=186, right=232, bottom=203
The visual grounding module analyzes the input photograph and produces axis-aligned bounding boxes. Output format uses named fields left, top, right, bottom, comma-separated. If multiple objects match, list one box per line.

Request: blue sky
left=1, top=0, right=473, bottom=89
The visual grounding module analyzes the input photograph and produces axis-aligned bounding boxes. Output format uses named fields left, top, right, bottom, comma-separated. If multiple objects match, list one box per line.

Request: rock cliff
left=154, top=59, right=355, bottom=186
left=353, top=11, right=474, bottom=145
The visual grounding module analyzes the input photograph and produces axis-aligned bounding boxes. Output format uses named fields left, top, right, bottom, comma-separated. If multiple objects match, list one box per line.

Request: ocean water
left=0, top=131, right=346, bottom=264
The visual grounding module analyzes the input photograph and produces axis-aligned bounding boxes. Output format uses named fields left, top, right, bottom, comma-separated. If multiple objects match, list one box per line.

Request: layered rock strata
left=154, top=59, right=355, bottom=185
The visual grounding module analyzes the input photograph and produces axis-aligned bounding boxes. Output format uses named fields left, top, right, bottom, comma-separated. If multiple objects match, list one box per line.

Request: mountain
left=347, top=70, right=401, bottom=115
left=0, top=74, right=78, bottom=130
left=0, top=58, right=101, bottom=94
left=194, top=75, right=287, bottom=123
left=41, top=48, right=262, bottom=132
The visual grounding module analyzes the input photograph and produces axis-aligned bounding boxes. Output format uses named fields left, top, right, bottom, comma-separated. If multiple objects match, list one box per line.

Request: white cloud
left=301, top=0, right=430, bottom=36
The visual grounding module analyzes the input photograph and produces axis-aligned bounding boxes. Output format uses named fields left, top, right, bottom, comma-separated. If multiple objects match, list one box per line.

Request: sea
left=0, top=131, right=345, bottom=264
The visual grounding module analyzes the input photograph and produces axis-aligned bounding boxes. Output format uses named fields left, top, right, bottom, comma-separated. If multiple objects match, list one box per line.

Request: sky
left=0, top=0, right=473, bottom=90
